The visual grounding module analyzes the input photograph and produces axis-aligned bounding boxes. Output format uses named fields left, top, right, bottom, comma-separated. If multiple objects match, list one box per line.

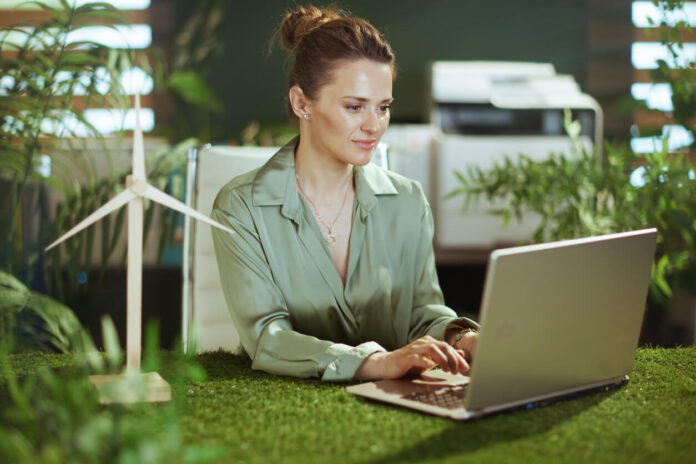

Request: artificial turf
left=4, top=346, right=696, bottom=464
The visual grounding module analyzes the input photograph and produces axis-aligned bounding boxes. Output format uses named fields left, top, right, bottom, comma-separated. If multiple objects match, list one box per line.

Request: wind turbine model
left=46, top=95, right=234, bottom=403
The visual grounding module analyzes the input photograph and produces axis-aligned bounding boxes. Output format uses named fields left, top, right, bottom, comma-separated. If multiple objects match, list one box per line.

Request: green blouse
left=211, top=137, right=478, bottom=381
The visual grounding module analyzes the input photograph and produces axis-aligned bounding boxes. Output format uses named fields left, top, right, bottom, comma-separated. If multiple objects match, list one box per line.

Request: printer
left=421, top=61, right=603, bottom=254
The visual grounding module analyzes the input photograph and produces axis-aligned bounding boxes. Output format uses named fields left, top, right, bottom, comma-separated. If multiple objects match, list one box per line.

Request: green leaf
left=166, top=70, right=223, bottom=113
left=0, top=270, right=28, bottom=293
left=101, top=316, right=123, bottom=369
left=23, top=291, right=87, bottom=353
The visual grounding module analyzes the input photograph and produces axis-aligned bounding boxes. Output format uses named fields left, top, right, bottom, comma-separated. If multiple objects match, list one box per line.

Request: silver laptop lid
left=465, top=229, right=658, bottom=412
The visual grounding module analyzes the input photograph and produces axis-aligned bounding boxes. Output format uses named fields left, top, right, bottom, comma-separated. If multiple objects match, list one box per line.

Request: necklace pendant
left=325, top=233, right=337, bottom=247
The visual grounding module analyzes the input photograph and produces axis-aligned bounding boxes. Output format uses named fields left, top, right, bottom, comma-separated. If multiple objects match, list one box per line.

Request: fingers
left=415, top=336, right=469, bottom=374
left=448, top=346, right=470, bottom=373
left=422, top=343, right=452, bottom=373
left=382, top=336, right=472, bottom=380
left=408, top=355, right=437, bottom=374
left=455, top=349, right=471, bottom=373
left=436, top=342, right=464, bottom=373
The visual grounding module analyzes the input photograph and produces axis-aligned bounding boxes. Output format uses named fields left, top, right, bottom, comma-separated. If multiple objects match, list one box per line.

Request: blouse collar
left=251, top=136, right=398, bottom=222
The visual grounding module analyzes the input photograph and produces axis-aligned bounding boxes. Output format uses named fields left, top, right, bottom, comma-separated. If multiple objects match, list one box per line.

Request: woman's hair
left=277, top=5, right=396, bottom=118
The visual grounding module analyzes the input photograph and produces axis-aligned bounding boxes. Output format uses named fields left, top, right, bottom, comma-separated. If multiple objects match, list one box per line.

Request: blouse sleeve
left=211, top=191, right=385, bottom=381
left=407, top=186, right=479, bottom=343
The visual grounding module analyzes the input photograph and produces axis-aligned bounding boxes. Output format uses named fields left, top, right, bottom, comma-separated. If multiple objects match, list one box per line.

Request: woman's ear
left=289, top=85, right=310, bottom=119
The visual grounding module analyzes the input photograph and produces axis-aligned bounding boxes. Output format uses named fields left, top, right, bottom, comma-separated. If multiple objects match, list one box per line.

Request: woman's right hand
left=354, top=335, right=470, bottom=381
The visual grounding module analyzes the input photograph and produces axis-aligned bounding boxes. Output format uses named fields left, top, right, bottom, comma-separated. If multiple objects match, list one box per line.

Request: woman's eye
left=346, top=105, right=361, bottom=112
left=379, top=105, right=391, bottom=113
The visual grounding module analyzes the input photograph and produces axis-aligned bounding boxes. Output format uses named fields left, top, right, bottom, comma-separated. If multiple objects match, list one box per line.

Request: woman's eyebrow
left=340, top=96, right=394, bottom=103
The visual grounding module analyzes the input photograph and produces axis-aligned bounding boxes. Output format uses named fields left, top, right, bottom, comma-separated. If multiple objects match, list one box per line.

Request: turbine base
left=89, top=371, right=171, bottom=404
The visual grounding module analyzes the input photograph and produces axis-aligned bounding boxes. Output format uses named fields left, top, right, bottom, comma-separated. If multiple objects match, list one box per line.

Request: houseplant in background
left=449, top=110, right=696, bottom=303
left=150, top=0, right=227, bottom=144
left=449, top=1, right=695, bottom=342
left=0, top=1, right=230, bottom=348
left=151, top=0, right=297, bottom=146
left=450, top=114, right=695, bottom=343
left=642, top=0, right=696, bottom=149
left=0, top=2, right=225, bottom=457
left=0, top=0, right=136, bottom=349
left=0, top=269, right=91, bottom=353
left=0, top=0, right=131, bottom=284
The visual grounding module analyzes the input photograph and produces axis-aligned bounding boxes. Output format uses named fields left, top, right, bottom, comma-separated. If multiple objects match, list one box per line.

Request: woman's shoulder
left=213, top=168, right=261, bottom=214
left=361, top=164, right=428, bottom=208
left=213, top=140, right=295, bottom=213
left=384, top=169, right=426, bottom=197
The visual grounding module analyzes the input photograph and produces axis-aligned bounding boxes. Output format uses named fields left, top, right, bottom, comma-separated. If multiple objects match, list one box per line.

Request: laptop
left=347, top=228, right=658, bottom=420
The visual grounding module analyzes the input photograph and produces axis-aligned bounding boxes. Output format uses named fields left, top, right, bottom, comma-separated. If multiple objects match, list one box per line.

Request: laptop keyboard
left=403, top=384, right=468, bottom=409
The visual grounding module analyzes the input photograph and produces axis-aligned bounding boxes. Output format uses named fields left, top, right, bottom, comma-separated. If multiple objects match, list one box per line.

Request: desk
left=5, top=347, right=696, bottom=463
left=186, top=347, right=696, bottom=464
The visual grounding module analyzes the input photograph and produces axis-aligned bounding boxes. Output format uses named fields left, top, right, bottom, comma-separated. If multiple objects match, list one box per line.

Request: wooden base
left=89, top=371, right=172, bottom=404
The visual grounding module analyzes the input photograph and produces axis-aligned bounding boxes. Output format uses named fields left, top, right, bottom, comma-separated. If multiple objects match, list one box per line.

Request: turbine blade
left=45, top=189, right=137, bottom=251
left=142, top=184, right=235, bottom=235
left=132, top=94, right=146, bottom=181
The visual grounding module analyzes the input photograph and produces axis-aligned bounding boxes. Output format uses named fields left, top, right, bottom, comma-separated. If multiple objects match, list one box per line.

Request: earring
left=303, top=114, right=310, bottom=120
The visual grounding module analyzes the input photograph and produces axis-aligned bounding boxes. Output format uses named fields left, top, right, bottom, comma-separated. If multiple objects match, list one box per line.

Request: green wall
left=179, top=0, right=587, bottom=142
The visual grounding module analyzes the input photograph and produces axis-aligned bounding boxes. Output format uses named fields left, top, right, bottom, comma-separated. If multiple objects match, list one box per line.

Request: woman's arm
left=407, top=186, right=479, bottom=343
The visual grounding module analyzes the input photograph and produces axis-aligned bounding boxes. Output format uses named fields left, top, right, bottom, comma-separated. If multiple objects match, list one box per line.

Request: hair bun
left=280, top=6, right=342, bottom=52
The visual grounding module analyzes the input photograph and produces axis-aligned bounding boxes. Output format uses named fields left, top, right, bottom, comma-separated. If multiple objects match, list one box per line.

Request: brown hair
left=277, top=5, right=396, bottom=118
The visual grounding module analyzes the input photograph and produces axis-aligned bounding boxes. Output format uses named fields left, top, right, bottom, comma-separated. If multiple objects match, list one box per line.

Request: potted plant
left=449, top=2, right=695, bottom=343
left=449, top=110, right=695, bottom=302
left=0, top=0, right=142, bottom=348
left=1, top=0, right=239, bottom=349
left=0, top=0, right=133, bottom=285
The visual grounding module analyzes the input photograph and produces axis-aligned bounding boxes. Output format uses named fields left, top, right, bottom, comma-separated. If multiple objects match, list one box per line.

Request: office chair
left=182, top=144, right=276, bottom=353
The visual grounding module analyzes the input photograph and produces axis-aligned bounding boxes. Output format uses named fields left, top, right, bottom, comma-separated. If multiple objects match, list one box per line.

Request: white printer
left=423, top=61, right=603, bottom=256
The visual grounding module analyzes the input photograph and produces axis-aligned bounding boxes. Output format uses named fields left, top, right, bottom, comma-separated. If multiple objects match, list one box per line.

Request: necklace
left=295, top=173, right=352, bottom=247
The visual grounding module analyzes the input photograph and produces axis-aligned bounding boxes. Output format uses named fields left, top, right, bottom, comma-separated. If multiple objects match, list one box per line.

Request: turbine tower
left=46, top=95, right=233, bottom=402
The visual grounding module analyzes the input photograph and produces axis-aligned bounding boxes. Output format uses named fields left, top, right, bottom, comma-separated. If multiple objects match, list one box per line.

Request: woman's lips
left=353, top=139, right=376, bottom=150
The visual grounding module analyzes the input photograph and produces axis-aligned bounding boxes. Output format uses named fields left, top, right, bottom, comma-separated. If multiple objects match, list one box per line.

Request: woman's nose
left=361, top=110, right=379, bottom=133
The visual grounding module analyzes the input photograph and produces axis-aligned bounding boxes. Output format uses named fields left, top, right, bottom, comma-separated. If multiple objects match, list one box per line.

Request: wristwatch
left=454, top=328, right=478, bottom=344
left=454, top=328, right=478, bottom=363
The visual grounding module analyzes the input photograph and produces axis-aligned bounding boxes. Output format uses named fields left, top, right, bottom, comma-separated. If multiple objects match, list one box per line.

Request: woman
left=211, top=6, right=479, bottom=382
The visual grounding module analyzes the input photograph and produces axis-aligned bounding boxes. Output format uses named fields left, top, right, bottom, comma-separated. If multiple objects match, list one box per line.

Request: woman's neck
left=294, top=136, right=354, bottom=197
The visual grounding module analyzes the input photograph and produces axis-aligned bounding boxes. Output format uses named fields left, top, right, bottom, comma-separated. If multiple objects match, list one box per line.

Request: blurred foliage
left=0, top=0, right=131, bottom=287
left=646, top=0, right=696, bottom=140
left=450, top=1, right=696, bottom=304
left=623, top=0, right=695, bottom=148
left=150, top=0, right=226, bottom=143
left=450, top=110, right=696, bottom=302
left=239, top=120, right=298, bottom=147
left=0, top=318, right=223, bottom=464
left=44, top=0, right=232, bottom=292
left=0, top=270, right=90, bottom=353
left=0, top=0, right=291, bottom=320
left=0, top=1, right=228, bottom=304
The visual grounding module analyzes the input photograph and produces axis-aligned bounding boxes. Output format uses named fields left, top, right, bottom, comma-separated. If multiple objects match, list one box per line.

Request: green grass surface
left=4, top=347, right=696, bottom=464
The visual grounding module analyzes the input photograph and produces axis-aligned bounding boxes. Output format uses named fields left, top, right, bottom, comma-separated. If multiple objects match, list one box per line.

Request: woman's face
left=304, top=58, right=393, bottom=167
